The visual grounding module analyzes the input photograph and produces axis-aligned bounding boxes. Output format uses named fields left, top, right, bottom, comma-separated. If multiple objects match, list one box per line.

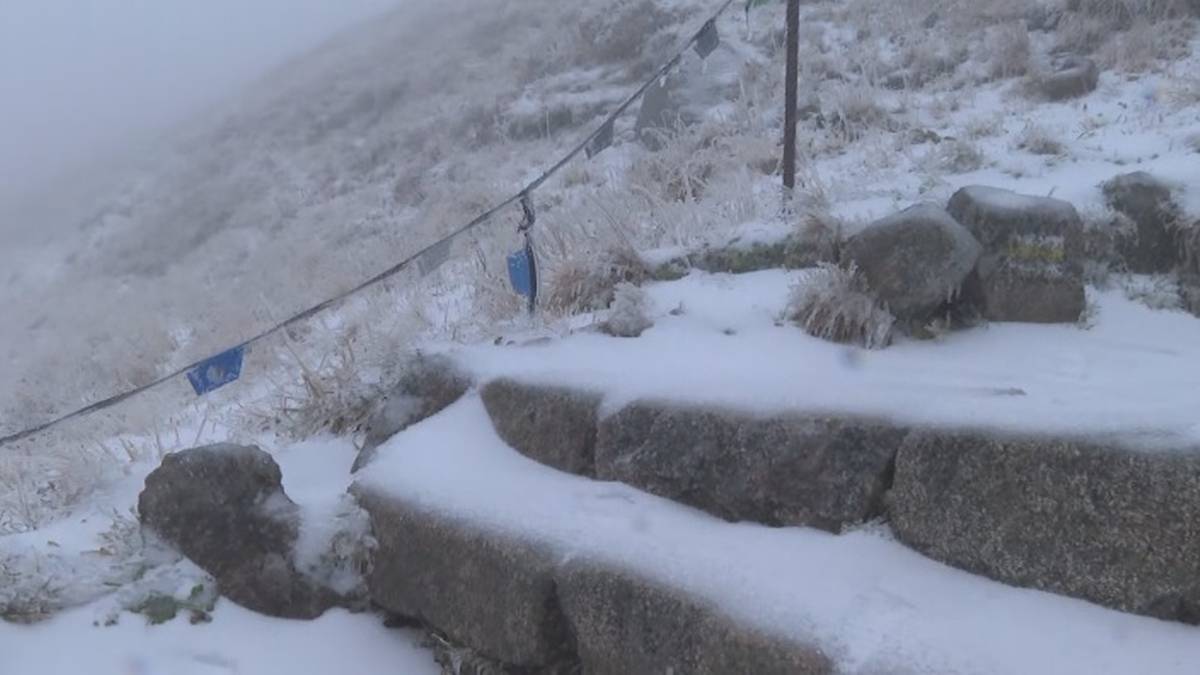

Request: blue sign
left=187, top=345, right=246, bottom=396
left=507, top=248, right=535, bottom=299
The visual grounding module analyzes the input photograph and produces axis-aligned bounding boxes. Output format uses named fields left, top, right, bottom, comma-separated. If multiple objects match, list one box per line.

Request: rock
left=948, top=186, right=1086, bottom=323
left=352, top=353, right=471, bottom=472
left=354, top=488, right=577, bottom=668
left=947, top=186, right=1084, bottom=259
left=1036, top=55, right=1099, bottom=100
left=596, top=402, right=907, bottom=532
left=889, top=430, right=1200, bottom=624
left=557, top=559, right=833, bottom=675
left=842, top=203, right=982, bottom=326
left=968, top=259, right=1086, bottom=323
left=1102, top=172, right=1183, bottom=274
left=480, top=379, right=602, bottom=477
left=138, top=445, right=338, bottom=619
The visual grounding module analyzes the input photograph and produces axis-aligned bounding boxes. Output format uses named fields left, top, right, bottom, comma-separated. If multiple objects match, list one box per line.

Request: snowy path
left=461, top=270, right=1200, bottom=442
left=358, top=395, right=1200, bottom=675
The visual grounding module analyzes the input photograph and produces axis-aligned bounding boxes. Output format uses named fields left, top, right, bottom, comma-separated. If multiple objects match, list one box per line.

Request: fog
left=0, top=0, right=399, bottom=213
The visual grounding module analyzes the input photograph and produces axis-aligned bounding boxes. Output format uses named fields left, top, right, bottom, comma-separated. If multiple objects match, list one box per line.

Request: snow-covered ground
left=462, top=269, right=1200, bottom=442
left=0, top=602, right=437, bottom=675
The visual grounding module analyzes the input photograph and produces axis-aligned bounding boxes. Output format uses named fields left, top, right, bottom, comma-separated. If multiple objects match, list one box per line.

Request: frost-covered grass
left=786, top=264, right=895, bottom=349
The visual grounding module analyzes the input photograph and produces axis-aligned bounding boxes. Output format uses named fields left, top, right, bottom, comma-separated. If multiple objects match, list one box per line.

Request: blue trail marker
left=187, top=345, right=246, bottom=396
left=507, top=248, right=535, bottom=299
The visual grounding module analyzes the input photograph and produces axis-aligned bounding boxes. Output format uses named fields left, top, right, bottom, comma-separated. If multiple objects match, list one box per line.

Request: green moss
left=130, top=583, right=217, bottom=626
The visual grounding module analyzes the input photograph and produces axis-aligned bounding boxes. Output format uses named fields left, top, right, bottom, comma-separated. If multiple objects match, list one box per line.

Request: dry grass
left=545, top=244, right=650, bottom=316
left=787, top=264, right=896, bottom=350
left=983, top=21, right=1032, bottom=79
left=1016, top=122, right=1068, bottom=155
left=266, top=329, right=393, bottom=441
left=928, top=138, right=986, bottom=173
left=1071, top=0, right=1196, bottom=26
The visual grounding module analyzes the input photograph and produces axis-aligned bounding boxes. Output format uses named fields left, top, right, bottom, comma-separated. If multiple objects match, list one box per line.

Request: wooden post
left=782, top=0, right=800, bottom=198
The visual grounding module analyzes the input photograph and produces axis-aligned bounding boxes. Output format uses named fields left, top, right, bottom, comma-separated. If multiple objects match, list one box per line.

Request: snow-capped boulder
left=480, top=378, right=602, bottom=477
left=1102, top=171, right=1183, bottom=273
left=352, top=353, right=471, bottom=472
left=596, top=402, right=907, bottom=532
left=948, top=186, right=1086, bottom=323
left=557, top=558, right=832, bottom=674
left=138, top=444, right=339, bottom=619
left=1036, top=55, right=1099, bottom=100
left=889, top=430, right=1200, bottom=624
left=842, top=203, right=982, bottom=327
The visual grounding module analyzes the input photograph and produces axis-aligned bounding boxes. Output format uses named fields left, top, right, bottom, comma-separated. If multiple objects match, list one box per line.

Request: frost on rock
left=603, top=283, right=654, bottom=338
left=294, top=493, right=376, bottom=603
left=787, top=264, right=895, bottom=350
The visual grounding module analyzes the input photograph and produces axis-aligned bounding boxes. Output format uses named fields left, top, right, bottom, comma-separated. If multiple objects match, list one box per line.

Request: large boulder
left=596, top=402, right=907, bottom=532
left=889, top=430, right=1200, bottom=624
left=557, top=559, right=832, bottom=675
left=842, top=203, right=982, bottom=328
left=353, top=488, right=577, bottom=669
left=1036, top=55, right=1099, bottom=100
left=138, top=445, right=338, bottom=619
left=947, top=186, right=1086, bottom=323
left=481, top=379, right=603, bottom=477
left=352, top=353, right=471, bottom=472
left=1102, top=172, right=1183, bottom=273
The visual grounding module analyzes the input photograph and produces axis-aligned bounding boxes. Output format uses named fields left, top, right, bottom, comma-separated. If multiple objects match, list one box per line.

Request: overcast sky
left=0, top=0, right=399, bottom=209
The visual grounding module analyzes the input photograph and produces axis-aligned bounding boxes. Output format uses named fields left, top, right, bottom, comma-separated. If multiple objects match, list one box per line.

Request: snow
left=460, top=270, right=1200, bottom=444
left=0, top=601, right=437, bottom=675
left=276, top=437, right=374, bottom=596
left=0, top=437, right=424, bottom=670
left=358, top=394, right=1200, bottom=675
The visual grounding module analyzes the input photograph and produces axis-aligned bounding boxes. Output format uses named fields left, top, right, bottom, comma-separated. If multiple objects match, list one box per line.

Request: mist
left=0, top=0, right=399, bottom=215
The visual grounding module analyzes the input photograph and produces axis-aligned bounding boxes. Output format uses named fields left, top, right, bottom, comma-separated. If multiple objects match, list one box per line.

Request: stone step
left=352, top=395, right=1200, bottom=674
left=479, top=377, right=1200, bottom=625
left=354, top=488, right=830, bottom=673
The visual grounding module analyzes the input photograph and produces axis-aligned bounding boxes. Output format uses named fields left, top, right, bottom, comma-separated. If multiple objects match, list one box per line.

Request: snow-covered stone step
left=481, top=378, right=905, bottom=532
left=354, top=489, right=831, bottom=673
left=353, top=396, right=1200, bottom=674
left=479, top=377, right=1200, bottom=624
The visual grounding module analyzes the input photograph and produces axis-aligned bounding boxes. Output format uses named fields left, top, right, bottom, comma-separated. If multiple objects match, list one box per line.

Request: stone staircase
left=349, top=366, right=1200, bottom=673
